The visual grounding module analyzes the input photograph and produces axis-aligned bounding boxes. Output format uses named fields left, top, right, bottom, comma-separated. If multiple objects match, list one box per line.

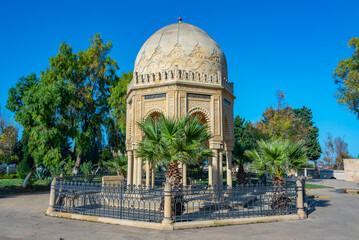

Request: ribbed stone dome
left=131, top=22, right=232, bottom=93
left=135, top=22, right=227, bottom=75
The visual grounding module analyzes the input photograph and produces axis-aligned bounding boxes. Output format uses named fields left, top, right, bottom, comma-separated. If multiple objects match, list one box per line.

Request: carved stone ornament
left=150, top=47, right=165, bottom=61
left=209, top=49, right=221, bottom=63
left=189, top=44, right=205, bottom=59
left=168, top=43, right=184, bottom=58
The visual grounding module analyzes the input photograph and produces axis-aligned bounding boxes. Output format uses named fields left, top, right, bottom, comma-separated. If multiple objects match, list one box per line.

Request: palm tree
left=157, top=114, right=213, bottom=188
left=104, top=155, right=127, bottom=177
left=137, top=114, right=212, bottom=216
left=233, top=141, right=252, bottom=185
left=245, top=140, right=308, bottom=209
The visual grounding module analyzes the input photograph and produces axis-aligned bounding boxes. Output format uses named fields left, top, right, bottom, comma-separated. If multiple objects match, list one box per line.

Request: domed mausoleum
left=126, top=19, right=235, bottom=187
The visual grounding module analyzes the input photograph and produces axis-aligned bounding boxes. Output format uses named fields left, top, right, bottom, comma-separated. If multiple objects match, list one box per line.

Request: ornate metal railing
left=52, top=181, right=163, bottom=222
left=50, top=178, right=300, bottom=223
left=172, top=183, right=297, bottom=222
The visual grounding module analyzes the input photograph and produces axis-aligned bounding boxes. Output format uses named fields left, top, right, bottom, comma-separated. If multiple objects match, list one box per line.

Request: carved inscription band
left=187, top=93, right=211, bottom=99
left=144, top=93, right=167, bottom=100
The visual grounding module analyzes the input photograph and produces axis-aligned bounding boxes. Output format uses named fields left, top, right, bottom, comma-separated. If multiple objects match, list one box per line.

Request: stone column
left=137, top=158, right=143, bottom=186
left=212, top=150, right=219, bottom=186
left=208, top=157, right=213, bottom=186
left=127, top=151, right=133, bottom=186
left=182, top=163, right=187, bottom=186
left=296, top=180, right=307, bottom=219
left=46, top=177, right=57, bottom=215
left=133, top=156, right=138, bottom=186
left=219, top=151, right=223, bottom=186
left=145, top=160, right=150, bottom=187
left=162, top=183, right=173, bottom=230
left=226, top=150, right=233, bottom=188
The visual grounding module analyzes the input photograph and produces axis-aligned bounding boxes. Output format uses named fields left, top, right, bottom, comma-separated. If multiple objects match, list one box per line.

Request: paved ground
left=0, top=184, right=359, bottom=240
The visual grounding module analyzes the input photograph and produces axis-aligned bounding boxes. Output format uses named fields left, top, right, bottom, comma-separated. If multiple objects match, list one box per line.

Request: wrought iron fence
left=172, top=182, right=298, bottom=222
left=52, top=180, right=163, bottom=222
left=50, top=178, right=299, bottom=223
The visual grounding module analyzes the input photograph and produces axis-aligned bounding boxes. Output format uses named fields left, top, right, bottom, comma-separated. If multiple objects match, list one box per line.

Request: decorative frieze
left=144, top=93, right=166, bottom=100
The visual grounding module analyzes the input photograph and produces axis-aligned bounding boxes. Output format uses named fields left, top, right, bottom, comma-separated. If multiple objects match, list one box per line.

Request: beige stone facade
left=125, top=21, right=235, bottom=186
left=344, top=159, right=359, bottom=182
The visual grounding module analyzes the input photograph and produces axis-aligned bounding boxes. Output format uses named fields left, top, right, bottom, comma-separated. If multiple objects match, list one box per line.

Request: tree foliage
left=255, top=90, right=310, bottom=142
left=6, top=34, right=130, bottom=174
left=293, top=106, right=322, bottom=163
left=245, top=140, right=309, bottom=179
left=137, top=114, right=213, bottom=187
left=333, top=37, right=359, bottom=119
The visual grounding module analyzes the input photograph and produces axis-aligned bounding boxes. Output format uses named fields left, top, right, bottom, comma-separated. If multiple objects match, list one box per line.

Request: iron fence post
left=120, top=182, right=123, bottom=219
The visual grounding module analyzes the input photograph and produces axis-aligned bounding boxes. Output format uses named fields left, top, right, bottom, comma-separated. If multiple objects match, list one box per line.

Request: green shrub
left=34, top=166, right=50, bottom=180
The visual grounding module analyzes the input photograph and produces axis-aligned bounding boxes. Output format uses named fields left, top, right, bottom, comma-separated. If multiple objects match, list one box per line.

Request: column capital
left=209, top=141, right=223, bottom=150
left=224, top=142, right=234, bottom=151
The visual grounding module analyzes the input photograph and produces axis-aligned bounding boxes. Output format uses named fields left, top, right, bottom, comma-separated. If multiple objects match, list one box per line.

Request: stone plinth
left=102, top=175, right=125, bottom=186
left=344, top=159, right=359, bottom=182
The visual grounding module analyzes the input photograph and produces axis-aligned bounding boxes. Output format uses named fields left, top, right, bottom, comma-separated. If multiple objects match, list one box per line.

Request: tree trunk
left=72, top=151, right=83, bottom=175
left=22, top=163, right=36, bottom=188
left=163, top=161, right=184, bottom=216
left=236, top=165, right=247, bottom=185
left=271, top=175, right=289, bottom=211
left=164, top=162, right=182, bottom=188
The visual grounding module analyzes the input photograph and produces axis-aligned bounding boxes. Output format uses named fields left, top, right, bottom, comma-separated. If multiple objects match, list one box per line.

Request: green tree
left=233, top=115, right=258, bottom=149
left=0, top=107, right=19, bottom=164
left=333, top=37, right=359, bottom=119
left=7, top=34, right=123, bottom=178
left=255, top=90, right=310, bottom=142
left=233, top=116, right=258, bottom=184
left=293, top=106, right=322, bottom=165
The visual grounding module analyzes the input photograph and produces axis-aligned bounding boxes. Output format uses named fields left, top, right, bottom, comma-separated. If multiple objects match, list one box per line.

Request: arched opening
left=147, top=111, right=162, bottom=122
left=189, top=111, right=208, bottom=126
left=187, top=111, right=210, bottom=185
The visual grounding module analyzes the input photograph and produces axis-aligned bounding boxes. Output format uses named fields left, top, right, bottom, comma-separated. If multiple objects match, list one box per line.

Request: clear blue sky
left=1, top=0, right=358, bottom=159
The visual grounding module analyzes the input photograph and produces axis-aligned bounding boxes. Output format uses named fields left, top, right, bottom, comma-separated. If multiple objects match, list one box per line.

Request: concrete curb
left=46, top=210, right=303, bottom=230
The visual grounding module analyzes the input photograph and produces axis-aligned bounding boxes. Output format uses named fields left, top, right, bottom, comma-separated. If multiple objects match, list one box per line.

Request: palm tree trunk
left=271, top=175, right=288, bottom=211
left=236, top=165, right=247, bottom=185
left=164, top=161, right=184, bottom=216
left=164, top=161, right=182, bottom=188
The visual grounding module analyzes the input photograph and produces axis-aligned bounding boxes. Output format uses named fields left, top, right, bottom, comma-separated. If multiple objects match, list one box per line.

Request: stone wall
left=344, top=159, right=359, bottom=182
left=333, top=170, right=346, bottom=180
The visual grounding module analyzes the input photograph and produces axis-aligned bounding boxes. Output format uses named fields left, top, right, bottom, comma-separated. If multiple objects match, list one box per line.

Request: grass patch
left=0, top=178, right=51, bottom=196
left=305, top=184, right=332, bottom=189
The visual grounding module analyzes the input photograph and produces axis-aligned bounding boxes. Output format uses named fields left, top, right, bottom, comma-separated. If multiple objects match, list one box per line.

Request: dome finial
left=178, top=15, right=182, bottom=23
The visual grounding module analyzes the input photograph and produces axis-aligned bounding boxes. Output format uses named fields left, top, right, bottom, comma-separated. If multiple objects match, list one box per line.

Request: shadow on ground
left=306, top=196, right=330, bottom=215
